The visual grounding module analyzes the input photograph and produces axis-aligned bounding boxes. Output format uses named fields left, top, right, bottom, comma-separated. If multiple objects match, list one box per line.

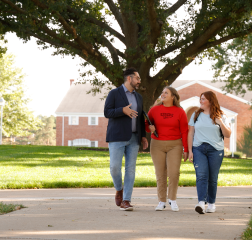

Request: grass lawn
left=0, top=145, right=251, bottom=189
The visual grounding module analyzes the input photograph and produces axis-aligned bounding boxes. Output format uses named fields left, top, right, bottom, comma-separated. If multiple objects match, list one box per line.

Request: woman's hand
left=183, top=152, right=188, bottom=162
left=148, top=125, right=156, bottom=134
left=188, top=151, right=193, bottom=163
left=215, top=117, right=223, bottom=125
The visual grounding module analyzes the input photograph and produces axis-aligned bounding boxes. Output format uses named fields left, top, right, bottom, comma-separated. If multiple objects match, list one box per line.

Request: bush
left=233, top=151, right=244, bottom=158
left=224, top=147, right=232, bottom=157
left=237, top=120, right=252, bottom=157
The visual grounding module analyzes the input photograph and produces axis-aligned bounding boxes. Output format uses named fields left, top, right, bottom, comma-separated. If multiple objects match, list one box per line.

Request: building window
left=91, top=141, right=98, bottom=147
left=69, top=116, right=79, bottom=125
left=88, top=116, right=98, bottom=125
left=70, top=139, right=98, bottom=147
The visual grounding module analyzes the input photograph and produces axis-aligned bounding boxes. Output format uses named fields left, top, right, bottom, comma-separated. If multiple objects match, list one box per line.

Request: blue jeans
left=193, top=143, right=224, bottom=204
left=109, top=133, right=139, bottom=202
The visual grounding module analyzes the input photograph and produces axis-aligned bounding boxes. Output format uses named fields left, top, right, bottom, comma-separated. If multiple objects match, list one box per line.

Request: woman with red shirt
left=146, top=86, right=188, bottom=211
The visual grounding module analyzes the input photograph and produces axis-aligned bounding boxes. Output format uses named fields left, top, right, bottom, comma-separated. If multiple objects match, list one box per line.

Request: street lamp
left=0, top=97, right=5, bottom=145
left=231, top=118, right=235, bottom=157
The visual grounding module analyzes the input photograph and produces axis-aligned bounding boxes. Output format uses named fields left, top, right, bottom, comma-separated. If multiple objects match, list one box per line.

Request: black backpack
left=194, top=112, right=224, bottom=140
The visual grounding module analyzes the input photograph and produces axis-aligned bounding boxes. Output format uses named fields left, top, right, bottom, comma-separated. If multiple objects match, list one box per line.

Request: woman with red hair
left=188, top=91, right=231, bottom=214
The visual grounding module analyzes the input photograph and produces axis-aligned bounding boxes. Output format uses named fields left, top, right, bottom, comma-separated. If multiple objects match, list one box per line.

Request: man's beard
left=130, top=81, right=139, bottom=90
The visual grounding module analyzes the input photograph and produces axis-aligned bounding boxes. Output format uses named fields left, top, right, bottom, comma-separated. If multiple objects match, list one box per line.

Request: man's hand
left=141, top=137, right=148, bottom=150
left=123, top=104, right=138, bottom=118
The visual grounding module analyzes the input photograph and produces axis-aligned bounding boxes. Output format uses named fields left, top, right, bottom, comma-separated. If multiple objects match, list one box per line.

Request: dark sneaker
left=120, top=201, right=133, bottom=211
left=115, top=189, right=123, bottom=206
left=195, top=201, right=205, bottom=214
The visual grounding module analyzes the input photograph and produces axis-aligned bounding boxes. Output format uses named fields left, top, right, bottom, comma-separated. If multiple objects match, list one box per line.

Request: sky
left=5, top=32, right=216, bottom=117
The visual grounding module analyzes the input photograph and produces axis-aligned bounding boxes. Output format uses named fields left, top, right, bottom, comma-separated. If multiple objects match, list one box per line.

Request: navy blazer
left=104, top=85, right=146, bottom=145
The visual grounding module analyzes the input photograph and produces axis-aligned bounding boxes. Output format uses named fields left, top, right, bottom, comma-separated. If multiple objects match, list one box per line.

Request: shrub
left=233, top=151, right=244, bottom=158
left=237, top=120, right=252, bottom=157
left=224, top=147, right=232, bottom=157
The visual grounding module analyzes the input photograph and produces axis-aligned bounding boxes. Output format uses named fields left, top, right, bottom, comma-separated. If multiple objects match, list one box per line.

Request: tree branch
left=155, top=40, right=188, bottom=58
left=103, top=0, right=124, bottom=33
left=100, top=36, right=120, bottom=65
left=146, top=0, right=163, bottom=46
left=118, top=0, right=138, bottom=49
left=164, top=0, right=187, bottom=17
left=197, top=26, right=252, bottom=53
left=84, top=16, right=125, bottom=44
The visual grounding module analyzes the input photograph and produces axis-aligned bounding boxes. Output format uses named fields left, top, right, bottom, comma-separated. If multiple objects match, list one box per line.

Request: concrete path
left=0, top=186, right=251, bottom=240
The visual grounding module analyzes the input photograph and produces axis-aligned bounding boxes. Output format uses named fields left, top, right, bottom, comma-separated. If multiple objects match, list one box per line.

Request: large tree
left=0, top=51, right=41, bottom=137
left=212, top=33, right=252, bottom=97
left=1, top=0, right=252, bottom=110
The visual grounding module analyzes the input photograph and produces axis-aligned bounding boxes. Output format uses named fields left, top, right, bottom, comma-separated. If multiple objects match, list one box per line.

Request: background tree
left=0, top=0, right=252, bottom=111
left=237, top=119, right=252, bottom=158
left=212, top=33, right=252, bottom=97
left=0, top=35, right=6, bottom=57
left=0, top=50, right=41, bottom=138
left=34, top=115, right=56, bottom=146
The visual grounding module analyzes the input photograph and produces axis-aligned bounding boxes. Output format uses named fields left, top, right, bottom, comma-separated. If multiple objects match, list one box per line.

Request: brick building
left=55, top=80, right=109, bottom=147
left=56, top=80, right=252, bottom=151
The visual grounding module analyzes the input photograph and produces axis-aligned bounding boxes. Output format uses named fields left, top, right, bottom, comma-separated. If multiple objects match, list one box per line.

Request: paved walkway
left=0, top=186, right=251, bottom=240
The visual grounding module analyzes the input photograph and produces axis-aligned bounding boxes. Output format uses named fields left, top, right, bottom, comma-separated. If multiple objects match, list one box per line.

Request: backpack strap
left=194, top=112, right=200, bottom=123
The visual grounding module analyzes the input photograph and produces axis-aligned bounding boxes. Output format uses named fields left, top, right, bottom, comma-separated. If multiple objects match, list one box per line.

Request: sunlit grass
left=241, top=215, right=252, bottom=240
left=0, top=145, right=251, bottom=189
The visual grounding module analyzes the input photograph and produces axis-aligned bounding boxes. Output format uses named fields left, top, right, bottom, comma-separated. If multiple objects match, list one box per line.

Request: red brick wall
left=56, top=116, right=108, bottom=147
left=178, top=83, right=252, bottom=148
left=56, top=117, right=62, bottom=146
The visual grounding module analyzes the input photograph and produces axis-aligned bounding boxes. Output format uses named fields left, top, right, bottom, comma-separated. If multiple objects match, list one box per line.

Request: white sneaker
left=155, top=201, right=166, bottom=211
left=168, top=199, right=179, bottom=212
left=195, top=201, right=205, bottom=214
left=206, top=203, right=216, bottom=213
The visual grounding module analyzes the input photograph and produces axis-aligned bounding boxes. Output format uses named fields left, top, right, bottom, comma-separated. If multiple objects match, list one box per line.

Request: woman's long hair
left=151, top=86, right=182, bottom=108
left=194, top=91, right=223, bottom=124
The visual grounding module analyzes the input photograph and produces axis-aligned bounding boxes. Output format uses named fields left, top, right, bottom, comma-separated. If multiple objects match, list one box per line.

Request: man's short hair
left=123, top=68, right=138, bottom=81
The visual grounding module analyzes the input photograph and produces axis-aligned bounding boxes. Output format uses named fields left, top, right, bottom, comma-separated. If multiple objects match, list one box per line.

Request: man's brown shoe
left=115, top=189, right=123, bottom=206
left=120, top=201, right=133, bottom=211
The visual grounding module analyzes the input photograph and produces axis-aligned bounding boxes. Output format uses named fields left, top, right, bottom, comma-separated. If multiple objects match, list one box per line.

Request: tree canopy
left=1, top=0, right=252, bottom=109
left=212, top=33, right=252, bottom=97
left=0, top=50, right=41, bottom=137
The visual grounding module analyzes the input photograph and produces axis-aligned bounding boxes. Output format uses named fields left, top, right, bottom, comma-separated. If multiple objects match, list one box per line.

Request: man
left=104, top=68, right=148, bottom=211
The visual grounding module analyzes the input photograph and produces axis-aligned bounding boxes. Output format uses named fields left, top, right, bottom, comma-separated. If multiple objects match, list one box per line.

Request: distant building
left=56, top=79, right=252, bottom=151
left=55, top=80, right=108, bottom=147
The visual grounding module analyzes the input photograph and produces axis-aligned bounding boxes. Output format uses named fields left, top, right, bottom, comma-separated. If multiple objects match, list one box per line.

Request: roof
left=172, top=80, right=252, bottom=102
left=56, top=80, right=252, bottom=115
left=55, top=82, right=110, bottom=114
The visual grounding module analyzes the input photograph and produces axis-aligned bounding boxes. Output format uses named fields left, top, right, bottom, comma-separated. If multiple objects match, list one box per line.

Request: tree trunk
left=138, top=82, right=158, bottom=152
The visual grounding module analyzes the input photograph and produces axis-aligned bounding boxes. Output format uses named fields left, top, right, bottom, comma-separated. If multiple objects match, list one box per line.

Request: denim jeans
left=193, top=142, right=224, bottom=204
left=109, top=133, right=139, bottom=202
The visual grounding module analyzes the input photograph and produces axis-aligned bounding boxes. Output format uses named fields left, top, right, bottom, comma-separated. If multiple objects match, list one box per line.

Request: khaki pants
left=150, top=138, right=183, bottom=202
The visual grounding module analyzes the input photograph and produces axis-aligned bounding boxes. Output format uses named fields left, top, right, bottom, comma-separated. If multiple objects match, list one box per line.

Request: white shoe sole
left=171, top=208, right=179, bottom=212
left=195, top=206, right=205, bottom=214
left=155, top=207, right=165, bottom=211
left=120, top=207, right=133, bottom=211
left=206, top=208, right=216, bottom=213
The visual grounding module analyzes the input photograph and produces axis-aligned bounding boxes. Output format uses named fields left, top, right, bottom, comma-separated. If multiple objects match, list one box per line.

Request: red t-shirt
left=145, top=104, right=188, bottom=152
